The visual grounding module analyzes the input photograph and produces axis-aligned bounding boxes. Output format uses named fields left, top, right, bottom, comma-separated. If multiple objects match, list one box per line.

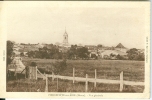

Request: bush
left=52, top=59, right=67, bottom=75
left=30, top=62, right=37, bottom=67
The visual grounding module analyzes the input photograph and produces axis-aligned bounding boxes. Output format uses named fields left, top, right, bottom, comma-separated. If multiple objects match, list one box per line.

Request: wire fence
left=36, top=67, right=144, bottom=92
left=7, top=66, right=145, bottom=92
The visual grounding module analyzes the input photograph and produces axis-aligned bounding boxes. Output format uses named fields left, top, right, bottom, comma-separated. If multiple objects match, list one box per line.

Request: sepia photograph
left=0, top=1, right=150, bottom=99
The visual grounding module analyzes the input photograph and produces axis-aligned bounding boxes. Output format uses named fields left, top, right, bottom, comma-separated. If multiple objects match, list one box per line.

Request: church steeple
left=64, top=27, right=67, bottom=35
left=63, top=27, right=68, bottom=46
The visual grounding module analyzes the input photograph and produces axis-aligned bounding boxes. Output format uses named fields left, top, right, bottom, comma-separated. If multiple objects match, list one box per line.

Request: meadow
left=7, top=58, right=145, bottom=92
left=22, top=58, right=144, bottom=82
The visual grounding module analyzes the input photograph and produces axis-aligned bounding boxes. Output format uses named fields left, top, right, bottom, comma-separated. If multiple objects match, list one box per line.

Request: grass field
left=22, top=58, right=144, bottom=82
left=7, top=58, right=145, bottom=92
left=7, top=78, right=144, bottom=92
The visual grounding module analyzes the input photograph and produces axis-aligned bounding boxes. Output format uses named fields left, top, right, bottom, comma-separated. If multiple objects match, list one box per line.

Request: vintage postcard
left=0, top=1, right=150, bottom=99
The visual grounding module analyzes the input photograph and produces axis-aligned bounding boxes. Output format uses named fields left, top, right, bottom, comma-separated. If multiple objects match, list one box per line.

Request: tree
left=52, top=59, right=67, bottom=75
left=116, top=54, right=124, bottom=60
left=97, top=44, right=103, bottom=48
left=134, top=53, right=145, bottom=61
left=126, top=48, right=138, bottom=60
left=7, top=41, right=14, bottom=66
left=77, top=47, right=89, bottom=59
left=126, top=48, right=144, bottom=61
left=27, top=51, right=35, bottom=58
left=30, top=62, right=37, bottom=66
left=67, top=45, right=77, bottom=59
left=27, top=45, right=62, bottom=59
left=35, top=51, right=42, bottom=58
left=110, top=53, right=116, bottom=57
left=20, top=52, right=24, bottom=57
left=90, top=53, right=98, bottom=59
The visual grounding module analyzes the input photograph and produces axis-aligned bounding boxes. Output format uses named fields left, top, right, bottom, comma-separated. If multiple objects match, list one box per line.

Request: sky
left=4, top=2, right=146, bottom=49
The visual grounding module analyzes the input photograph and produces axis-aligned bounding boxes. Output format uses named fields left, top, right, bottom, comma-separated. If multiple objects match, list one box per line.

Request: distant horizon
left=8, top=39, right=145, bottom=50
left=5, top=2, right=145, bottom=50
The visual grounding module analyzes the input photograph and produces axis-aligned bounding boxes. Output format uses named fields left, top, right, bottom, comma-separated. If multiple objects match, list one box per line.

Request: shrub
left=52, top=59, right=67, bottom=75
left=30, top=62, right=37, bottom=67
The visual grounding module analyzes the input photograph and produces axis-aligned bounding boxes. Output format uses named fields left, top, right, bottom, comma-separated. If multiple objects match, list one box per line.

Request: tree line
left=7, top=41, right=145, bottom=65
left=26, top=44, right=90, bottom=60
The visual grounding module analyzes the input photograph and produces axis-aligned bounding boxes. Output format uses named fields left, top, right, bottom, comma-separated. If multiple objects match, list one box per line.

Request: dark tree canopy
left=67, top=46, right=89, bottom=59
left=52, top=59, right=67, bottom=75
left=77, top=47, right=89, bottom=59
left=127, top=48, right=144, bottom=61
left=7, top=40, right=14, bottom=65
left=67, top=45, right=77, bottom=59
left=30, top=62, right=37, bottom=67
left=20, top=52, right=24, bottom=57
left=27, top=45, right=61, bottom=59
left=97, top=44, right=103, bottom=48
left=127, top=48, right=138, bottom=60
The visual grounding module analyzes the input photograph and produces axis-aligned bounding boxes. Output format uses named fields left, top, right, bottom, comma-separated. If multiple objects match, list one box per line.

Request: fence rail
left=46, top=74, right=144, bottom=86
left=35, top=67, right=144, bottom=92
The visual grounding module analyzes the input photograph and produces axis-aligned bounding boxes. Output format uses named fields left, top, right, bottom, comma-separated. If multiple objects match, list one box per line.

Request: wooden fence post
left=52, top=71, right=54, bottom=81
left=85, top=74, right=88, bottom=92
left=120, top=71, right=123, bottom=92
left=31, top=67, right=33, bottom=80
left=73, top=68, right=75, bottom=84
left=43, top=72, right=45, bottom=80
left=36, top=66, right=37, bottom=80
left=29, top=67, right=31, bottom=79
left=94, top=69, right=97, bottom=88
left=57, top=75, right=58, bottom=90
left=45, top=74, right=48, bottom=92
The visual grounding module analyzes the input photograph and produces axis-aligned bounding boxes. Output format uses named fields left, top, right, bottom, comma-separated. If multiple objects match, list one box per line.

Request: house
left=85, top=45, right=97, bottom=49
left=35, top=43, right=44, bottom=48
left=85, top=45, right=98, bottom=53
left=18, top=49, right=28, bottom=56
left=100, top=50, right=127, bottom=59
left=100, top=50, right=118, bottom=58
left=115, top=43, right=128, bottom=53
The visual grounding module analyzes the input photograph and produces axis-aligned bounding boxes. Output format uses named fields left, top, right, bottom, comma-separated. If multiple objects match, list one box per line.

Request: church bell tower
left=63, top=28, right=68, bottom=46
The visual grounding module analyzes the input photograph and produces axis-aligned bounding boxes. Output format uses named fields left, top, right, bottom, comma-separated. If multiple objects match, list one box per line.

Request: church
left=58, top=28, right=71, bottom=52
left=62, top=28, right=71, bottom=48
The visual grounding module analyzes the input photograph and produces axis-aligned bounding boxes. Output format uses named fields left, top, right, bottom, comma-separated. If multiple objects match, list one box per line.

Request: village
left=11, top=29, right=144, bottom=61
left=6, top=29, right=145, bottom=93
left=6, top=28, right=145, bottom=93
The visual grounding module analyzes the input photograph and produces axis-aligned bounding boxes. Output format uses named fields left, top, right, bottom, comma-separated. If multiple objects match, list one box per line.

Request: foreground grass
left=7, top=78, right=144, bottom=92
left=22, top=58, right=144, bottom=82
left=7, top=58, right=144, bottom=92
